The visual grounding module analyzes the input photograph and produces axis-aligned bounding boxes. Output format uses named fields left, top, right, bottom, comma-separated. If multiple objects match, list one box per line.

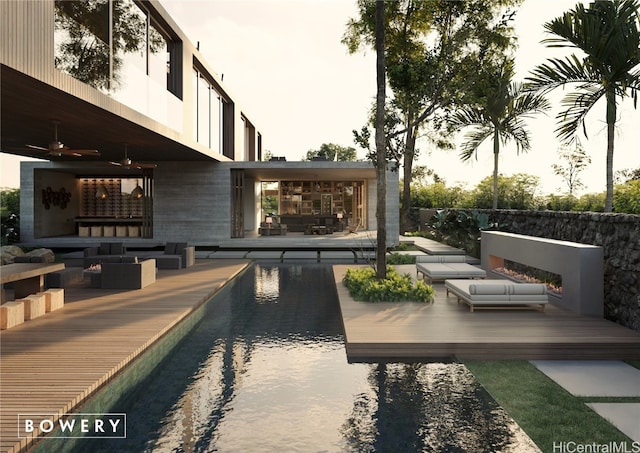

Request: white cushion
left=510, top=284, right=547, bottom=295
left=469, top=284, right=508, bottom=295
left=415, top=255, right=444, bottom=263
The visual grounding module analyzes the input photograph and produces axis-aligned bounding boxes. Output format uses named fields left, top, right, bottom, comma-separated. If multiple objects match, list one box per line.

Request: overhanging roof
left=230, top=161, right=377, bottom=180
left=0, top=65, right=218, bottom=165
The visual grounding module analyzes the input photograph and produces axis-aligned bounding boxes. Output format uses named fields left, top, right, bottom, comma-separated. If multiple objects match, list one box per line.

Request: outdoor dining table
left=0, top=262, right=65, bottom=301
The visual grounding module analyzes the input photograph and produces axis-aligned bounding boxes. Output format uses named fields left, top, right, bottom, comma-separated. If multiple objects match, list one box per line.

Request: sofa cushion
left=14, top=256, right=46, bottom=263
left=174, top=242, right=188, bottom=252
left=99, top=242, right=111, bottom=255
left=416, top=255, right=466, bottom=264
left=110, top=243, right=125, bottom=255
left=416, top=255, right=443, bottom=263
left=418, top=263, right=456, bottom=276
left=446, top=264, right=486, bottom=277
left=469, top=284, right=508, bottom=295
left=164, top=242, right=177, bottom=254
left=510, top=284, right=546, bottom=295
left=155, top=255, right=182, bottom=269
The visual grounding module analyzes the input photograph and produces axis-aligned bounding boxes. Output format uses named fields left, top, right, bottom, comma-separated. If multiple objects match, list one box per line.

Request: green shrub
left=386, top=252, right=416, bottom=265
left=572, top=192, right=605, bottom=212
left=342, top=266, right=434, bottom=303
left=613, top=180, right=640, bottom=214
left=1, top=189, right=20, bottom=245
left=544, top=194, right=578, bottom=211
left=429, top=209, right=497, bottom=257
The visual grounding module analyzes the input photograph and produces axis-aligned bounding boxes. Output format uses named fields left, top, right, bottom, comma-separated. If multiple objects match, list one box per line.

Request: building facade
left=1, top=0, right=399, bottom=246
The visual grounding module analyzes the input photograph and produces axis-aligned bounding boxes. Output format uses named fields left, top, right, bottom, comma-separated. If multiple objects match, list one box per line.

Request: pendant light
left=96, top=183, right=109, bottom=199
left=131, top=180, right=144, bottom=199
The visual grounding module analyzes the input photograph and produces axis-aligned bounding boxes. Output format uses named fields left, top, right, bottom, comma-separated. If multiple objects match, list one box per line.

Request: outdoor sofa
left=83, top=242, right=128, bottom=267
left=101, top=258, right=156, bottom=289
left=147, top=242, right=195, bottom=269
left=415, top=255, right=486, bottom=283
left=83, top=241, right=194, bottom=270
left=258, top=222, right=287, bottom=236
left=444, top=279, right=548, bottom=312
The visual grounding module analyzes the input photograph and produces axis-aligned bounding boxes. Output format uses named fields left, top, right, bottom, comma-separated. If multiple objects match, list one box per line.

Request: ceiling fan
left=26, top=120, right=100, bottom=157
left=110, top=144, right=157, bottom=170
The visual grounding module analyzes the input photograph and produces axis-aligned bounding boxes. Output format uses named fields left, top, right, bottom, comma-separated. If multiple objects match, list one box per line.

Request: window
left=54, top=0, right=180, bottom=97
left=193, top=64, right=227, bottom=154
left=242, top=115, right=256, bottom=161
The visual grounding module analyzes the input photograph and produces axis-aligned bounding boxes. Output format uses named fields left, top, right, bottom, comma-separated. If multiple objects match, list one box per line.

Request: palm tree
left=449, top=61, right=550, bottom=209
left=526, top=0, right=640, bottom=212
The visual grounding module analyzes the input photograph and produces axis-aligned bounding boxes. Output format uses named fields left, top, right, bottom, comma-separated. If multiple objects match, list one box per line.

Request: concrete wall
left=33, top=170, right=79, bottom=238
left=481, top=231, right=604, bottom=317
left=484, top=210, right=640, bottom=331
left=385, top=166, right=400, bottom=245
left=152, top=161, right=230, bottom=244
left=20, top=162, right=79, bottom=240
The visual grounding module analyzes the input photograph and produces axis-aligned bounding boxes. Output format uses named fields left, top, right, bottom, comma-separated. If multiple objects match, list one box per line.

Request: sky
left=2, top=0, right=639, bottom=195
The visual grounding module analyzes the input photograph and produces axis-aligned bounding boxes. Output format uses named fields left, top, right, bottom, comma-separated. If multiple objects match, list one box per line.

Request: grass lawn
left=464, top=360, right=635, bottom=452
left=626, top=359, right=640, bottom=370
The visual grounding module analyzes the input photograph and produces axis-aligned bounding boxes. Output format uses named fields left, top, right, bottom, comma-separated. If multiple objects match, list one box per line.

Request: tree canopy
left=344, top=0, right=520, bottom=229
left=303, top=143, right=358, bottom=162
left=448, top=59, right=550, bottom=209
left=526, top=0, right=640, bottom=211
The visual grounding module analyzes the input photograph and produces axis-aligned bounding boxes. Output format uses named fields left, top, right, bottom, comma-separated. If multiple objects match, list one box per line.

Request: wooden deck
left=335, top=265, right=640, bottom=361
left=0, top=260, right=250, bottom=453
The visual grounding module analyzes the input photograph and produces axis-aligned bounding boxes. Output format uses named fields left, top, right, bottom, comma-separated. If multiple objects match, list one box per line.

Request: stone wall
left=482, top=210, right=640, bottom=332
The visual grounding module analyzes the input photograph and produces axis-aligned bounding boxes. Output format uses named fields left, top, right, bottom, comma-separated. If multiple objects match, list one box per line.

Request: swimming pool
left=73, top=263, right=538, bottom=452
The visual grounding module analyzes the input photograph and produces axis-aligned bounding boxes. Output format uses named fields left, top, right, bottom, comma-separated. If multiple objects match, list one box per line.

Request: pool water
left=74, top=263, right=538, bottom=452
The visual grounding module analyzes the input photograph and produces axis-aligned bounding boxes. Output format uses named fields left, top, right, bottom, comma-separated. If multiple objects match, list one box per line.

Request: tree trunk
left=375, top=0, right=387, bottom=280
left=492, top=128, right=500, bottom=210
left=605, top=91, right=616, bottom=212
left=400, top=120, right=416, bottom=234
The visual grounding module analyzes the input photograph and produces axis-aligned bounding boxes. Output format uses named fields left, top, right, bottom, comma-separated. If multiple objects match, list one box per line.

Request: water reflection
left=341, top=363, right=535, bottom=452
left=74, top=264, right=538, bottom=453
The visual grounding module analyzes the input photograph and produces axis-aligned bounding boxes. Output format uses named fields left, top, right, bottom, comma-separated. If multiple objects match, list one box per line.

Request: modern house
left=1, top=0, right=399, bottom=247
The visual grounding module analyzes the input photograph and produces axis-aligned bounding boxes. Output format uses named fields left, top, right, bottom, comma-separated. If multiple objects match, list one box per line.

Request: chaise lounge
left=444, top=279, right=548, bottom=312
left=415, top=255, right=486, bottom=283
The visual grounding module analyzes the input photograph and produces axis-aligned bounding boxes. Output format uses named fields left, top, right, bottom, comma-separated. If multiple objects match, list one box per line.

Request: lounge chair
left=415, top=255, right=486, bottom=283
left=444, top=279, right=548, bottom=312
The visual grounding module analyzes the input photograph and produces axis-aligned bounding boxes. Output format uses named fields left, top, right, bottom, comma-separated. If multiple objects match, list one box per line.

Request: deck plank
left=334, top=265, right=640, bottom=361
left=0, top=260, right=249, bottom=453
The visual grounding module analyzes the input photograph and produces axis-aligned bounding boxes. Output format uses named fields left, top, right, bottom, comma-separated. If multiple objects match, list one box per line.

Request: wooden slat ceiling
left=0, top=65, right=210, bottom=165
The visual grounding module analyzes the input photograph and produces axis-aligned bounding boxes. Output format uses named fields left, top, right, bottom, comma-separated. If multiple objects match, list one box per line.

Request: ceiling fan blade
left=24, top=121, right=100, bottom=158
left=26, top=144, right=49, bottom=151
left=134, top=163, right=157, bottom=169
left=65, top=149, right=100, bottom=156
